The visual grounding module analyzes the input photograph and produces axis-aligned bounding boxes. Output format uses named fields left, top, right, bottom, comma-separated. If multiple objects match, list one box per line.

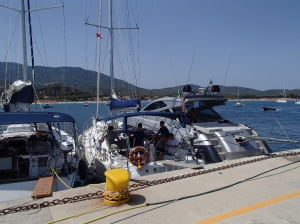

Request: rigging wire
left=186, top=51, right=196, bottom=85
left=125, top=0, right=138, bottom=98
left=128, top=0, right=140, bottom=97
left=111, top=0, right=140, bottom=99
left=222, top=53, right=232, bottom=93
left=152, top=0, right=177, bottom=87
left=115, top=0, right=135, bottom=99
left=84, top=0, right=94, bottom=72
left=3, top=9, right=20, bottom=87
left=33, top=1, right=49, bottom=68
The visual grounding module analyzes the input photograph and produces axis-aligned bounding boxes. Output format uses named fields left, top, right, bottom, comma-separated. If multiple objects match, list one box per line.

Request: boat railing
left=82, top=117, right=95, bottom=135
left=62, top=122, right=76, bottom=138
left=241, top=117, right=299, bottom=145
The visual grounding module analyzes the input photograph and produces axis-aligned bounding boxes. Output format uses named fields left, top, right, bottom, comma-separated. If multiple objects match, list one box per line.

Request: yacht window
left=200, top=109, right=222, bottom=120
left=193, top=101, right=199, bottom=108
left=143, top=101, right=167, bottom=111
left=173, top=106, right=183, bottom=113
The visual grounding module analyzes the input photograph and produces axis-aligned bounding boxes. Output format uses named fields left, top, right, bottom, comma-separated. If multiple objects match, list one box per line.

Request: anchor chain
left=0, top=190, right=103, bottom=215
left=1, top=151, right=299, bottom=215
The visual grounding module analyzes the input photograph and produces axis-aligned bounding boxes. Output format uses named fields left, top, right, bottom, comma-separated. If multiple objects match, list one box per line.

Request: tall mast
left=96, top=0, right=103, bottom=117
left=109, top=0, right=114, bottom=99
left=20, top=0, right=28, bottom=81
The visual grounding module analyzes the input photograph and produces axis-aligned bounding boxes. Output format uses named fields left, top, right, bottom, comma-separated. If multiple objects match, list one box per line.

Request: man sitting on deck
left=98, top=126, right=123, bottom=149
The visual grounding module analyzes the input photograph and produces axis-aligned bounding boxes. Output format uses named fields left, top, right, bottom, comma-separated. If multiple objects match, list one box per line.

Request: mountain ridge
left=1, top=62, right=299, bottom=97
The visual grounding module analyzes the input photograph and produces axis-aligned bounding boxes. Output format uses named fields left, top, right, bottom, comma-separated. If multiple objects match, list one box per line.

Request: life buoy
left=129, top=146, right=149, bottom=170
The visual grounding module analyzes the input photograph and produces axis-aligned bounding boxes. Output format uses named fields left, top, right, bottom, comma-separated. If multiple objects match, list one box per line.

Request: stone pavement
left=1, top=149, right=300, bottom=224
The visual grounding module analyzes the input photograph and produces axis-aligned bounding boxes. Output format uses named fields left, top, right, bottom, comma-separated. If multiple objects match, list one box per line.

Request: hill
left=1, top=62, right=300, bottom=99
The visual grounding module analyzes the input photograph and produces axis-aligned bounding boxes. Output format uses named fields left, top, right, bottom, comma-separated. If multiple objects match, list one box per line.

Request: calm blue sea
left=18, top=100, right=300, bottom=152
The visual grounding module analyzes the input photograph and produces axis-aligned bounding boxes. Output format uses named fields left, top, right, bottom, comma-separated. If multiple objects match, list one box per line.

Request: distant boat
left=42, top=104, right=53, bottom=108
left=233, top=101, right=245, bottom=107
left=233, top=87, right=245, bottom=107
left=84, top=103, right=88, bottom=107
left=295, top=101, right=300, bottom=105
left=276, top=85, right=287, bottom=103
left=262, top=106, right=276, bottom=111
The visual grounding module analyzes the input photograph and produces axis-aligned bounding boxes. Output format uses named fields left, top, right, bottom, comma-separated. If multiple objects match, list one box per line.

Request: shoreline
left=37, top=98, right=298, bottom=104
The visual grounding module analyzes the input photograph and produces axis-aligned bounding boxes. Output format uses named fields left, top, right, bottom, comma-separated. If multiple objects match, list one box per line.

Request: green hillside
left=1, top=62, right=300, bottom=101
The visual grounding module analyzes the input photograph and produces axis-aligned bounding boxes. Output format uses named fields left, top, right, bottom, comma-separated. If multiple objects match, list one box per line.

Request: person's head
left=169, top=133, right=174, bottom=139
left=108, top=126, right=114, bottom=132
left=160, top=121, right=165, bottom=127
left=138, top=123, right=142, bottom=129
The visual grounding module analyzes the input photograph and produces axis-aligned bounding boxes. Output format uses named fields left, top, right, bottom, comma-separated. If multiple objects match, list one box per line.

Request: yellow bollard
left=103, top=169, right=130, bottom=205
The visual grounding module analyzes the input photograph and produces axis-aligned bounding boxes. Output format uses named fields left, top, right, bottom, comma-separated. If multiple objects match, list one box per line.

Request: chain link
left=127, top=152, right=300, bottom=188
left=1, top=151, right=300, bottom=215
left=0, top=190, right=103, bottom=215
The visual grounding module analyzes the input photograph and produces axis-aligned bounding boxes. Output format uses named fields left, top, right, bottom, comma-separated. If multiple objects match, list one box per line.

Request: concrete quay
left=1, top=149, right=300, bottom=224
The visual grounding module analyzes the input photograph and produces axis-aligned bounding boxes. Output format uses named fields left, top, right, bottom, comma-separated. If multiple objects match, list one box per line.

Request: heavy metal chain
left=0, top=191, right=103, bottom=215
left=1, top=151, right=299, bottom=215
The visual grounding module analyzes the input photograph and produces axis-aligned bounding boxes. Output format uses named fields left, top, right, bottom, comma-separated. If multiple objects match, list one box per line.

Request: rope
left=51, top=168, right=71, bottom=189
left=46, top=191, right=121, bottom=224
left=82, top=158, right=300, bottom=223
left=83, top=203, right=147, bottom=224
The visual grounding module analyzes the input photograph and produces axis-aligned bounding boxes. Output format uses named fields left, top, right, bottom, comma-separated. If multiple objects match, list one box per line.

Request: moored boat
left=233, top=87, right=245, bottom=107
left=262, top=106, right=276, bottom=111
left=79, top=112, right=205, bottom=182
left=42, top=104, right=53, bottom=109
left=276, top=85, right=287, bottom=103
left=0, top=1, right=85, bottom=202
left=136, top=80, right=298, bottom=164
left=0, top=112, right=82, bottom=202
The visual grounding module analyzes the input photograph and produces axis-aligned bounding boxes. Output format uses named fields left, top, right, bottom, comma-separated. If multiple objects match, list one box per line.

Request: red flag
left=96, top=32, right=103, bottom=38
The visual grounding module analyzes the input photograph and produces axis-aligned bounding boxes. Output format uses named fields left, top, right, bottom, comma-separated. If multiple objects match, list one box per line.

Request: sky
left=0, top=0, right=299, bottom=91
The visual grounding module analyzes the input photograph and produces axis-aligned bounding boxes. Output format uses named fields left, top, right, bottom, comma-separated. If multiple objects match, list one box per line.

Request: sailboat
left=233, top=87, right=245, bottom=107
left=79, top=0, right=204, bottom=182
left=0, top=1, right=83, bottom=202
left=276, top=85, right=287, bottom=103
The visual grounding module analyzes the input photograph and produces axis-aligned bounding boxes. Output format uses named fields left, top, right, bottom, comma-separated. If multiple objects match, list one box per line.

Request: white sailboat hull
left=277, top=85, right=287, bottom=103
left=276, top=99, right=287, bottom=103
left=80, top=114, right=205, bottom=182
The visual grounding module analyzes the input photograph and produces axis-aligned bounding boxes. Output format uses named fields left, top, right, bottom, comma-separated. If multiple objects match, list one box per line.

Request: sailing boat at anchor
left=233, top=87, right=245, bottom=107
left=276, top=85, right=287, bottom=103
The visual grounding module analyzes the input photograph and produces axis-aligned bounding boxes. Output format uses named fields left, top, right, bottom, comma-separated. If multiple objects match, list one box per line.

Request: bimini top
left=100, top=111, right=186, bottom=132
left=0, top=112, right=76, bottom=125
left=101, top=111, right=183, bottom=122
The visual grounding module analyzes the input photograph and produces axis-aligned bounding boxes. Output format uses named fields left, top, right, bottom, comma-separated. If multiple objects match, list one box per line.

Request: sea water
left=26, top=100, right=300, bottom=152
